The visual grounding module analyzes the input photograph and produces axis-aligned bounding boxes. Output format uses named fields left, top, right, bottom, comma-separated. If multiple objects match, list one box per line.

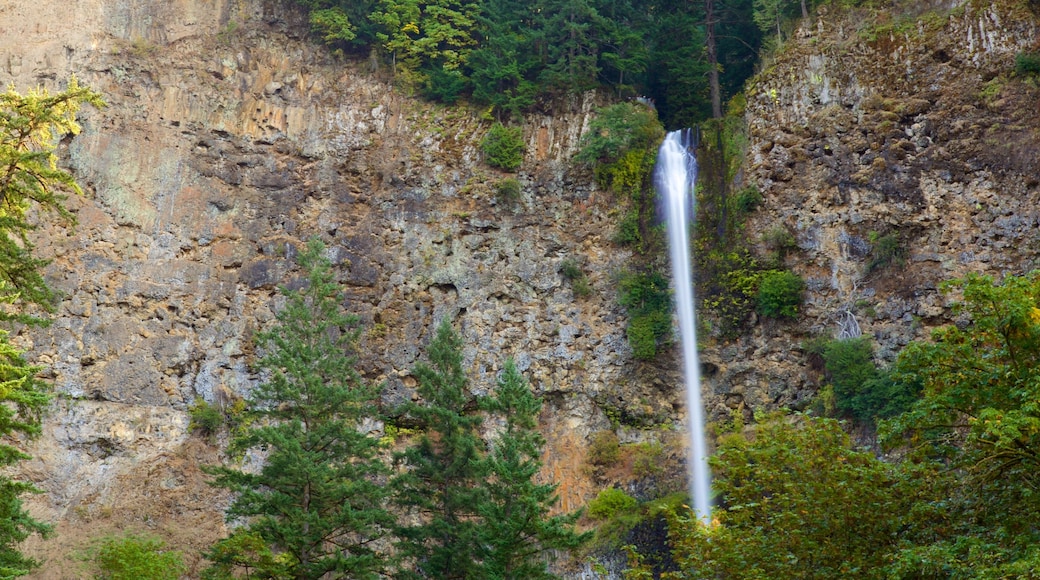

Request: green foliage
left=816, top=337, right=918, bottom=423
left=204, top=239, right=391, bottom=579
left=559, top=258, right=592, bottom=299
left=618, top=271, right=672, bottom=359
left=587, top=430, right=622, bottom=467
left=394, top=325, right=585, bottom=578
left=188, top=397, right=224, bottom=438
left=0, top=76, right=103, bottom=577
left=755, top=269, right=804, bottom=319
left=93, top=534, right=185, bottom=580
left=588, top=488, right=638, bottom=520
left=481, top=122, right=524, bottom=171
left=309, top=7, right=357, bottom=44
left=698, top=250, right=763, bottom=337
left=867, top=231, right=906, bottom=273
left=576, top=103, right=662, bottom=169
left=392, top=319, right=488, bottom=579
left=200, top=530, right=290, bottom=580
left=733, top=185, right=762, bottom=215
left=0, top=77, right=104, bottom=320
left=494, top=177, right=521, bottom=207
left=878, top=272, right=1040, bottom=574
left=420, top=66, right=468, bottom=104
left=480, top=359, right=590, bottom=578
left=612, top=209, right=642, bottom=248
left=1015, top=51, right=1040, bottom=76
left=665, top=413, right=929, bottom=579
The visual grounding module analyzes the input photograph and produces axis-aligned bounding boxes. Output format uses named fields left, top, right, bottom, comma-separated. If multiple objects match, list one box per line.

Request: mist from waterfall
left=656, top=129, right=712, bottom=522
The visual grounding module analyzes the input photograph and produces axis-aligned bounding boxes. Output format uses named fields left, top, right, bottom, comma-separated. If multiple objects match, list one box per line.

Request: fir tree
left=480, top=359, right=589, bottom=579
left=392, top=319, right=488, bottom=580
left=0, top=77, right=103, bottom=576
left=204, top=239, right=391, bottom=580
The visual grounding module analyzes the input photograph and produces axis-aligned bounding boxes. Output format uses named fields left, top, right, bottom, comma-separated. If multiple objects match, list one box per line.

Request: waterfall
left=656, top=129, right=712, bottom=522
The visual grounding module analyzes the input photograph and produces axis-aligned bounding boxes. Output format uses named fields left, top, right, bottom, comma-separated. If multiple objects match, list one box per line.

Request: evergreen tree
left=480, top=359, right=588, bottom=579
left=392, top=319, right=488, bottom=579
left=535, top=0, right=606, bottom=93
left=204, top=239, right=391, bottom=580
left=0, top=77, right=103, bottom=577
left=468, top=0, right=538, bottom=119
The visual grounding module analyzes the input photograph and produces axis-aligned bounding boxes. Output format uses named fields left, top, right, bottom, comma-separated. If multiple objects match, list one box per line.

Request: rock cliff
left=1, top=0, right=1038, bottom=575
left=4, top=0, right=670, bottom=574
left=703, top=0, right=1040, bottom=428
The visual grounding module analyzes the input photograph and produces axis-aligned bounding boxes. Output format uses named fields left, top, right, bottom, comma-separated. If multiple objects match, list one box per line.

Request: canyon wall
left=1, top=0, right=1038, bottom=576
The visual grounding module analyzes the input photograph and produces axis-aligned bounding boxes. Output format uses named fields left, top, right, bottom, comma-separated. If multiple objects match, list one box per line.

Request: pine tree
left=480, top=359, right=589, bottom=579
left=204, top=239, right=391, bottom=580
left=0, top=77, right=103, bottom=577
left=392, top=319, right=488, bottom=580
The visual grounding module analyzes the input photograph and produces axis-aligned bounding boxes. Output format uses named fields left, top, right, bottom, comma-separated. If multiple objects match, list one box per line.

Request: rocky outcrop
left=4, top=0, right=668, bottom=573
left=705, top=0, right=1040, bottom=422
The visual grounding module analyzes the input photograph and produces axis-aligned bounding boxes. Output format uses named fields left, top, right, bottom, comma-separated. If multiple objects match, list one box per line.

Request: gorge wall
left=6, top=0, right=687, bottom=574
left=1, top=0, right=1038, bottom=576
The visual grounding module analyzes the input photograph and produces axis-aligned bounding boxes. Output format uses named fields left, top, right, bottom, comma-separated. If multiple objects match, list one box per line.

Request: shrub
left=756, top=270, right=804, bottom=318
left=734, top=185, right=762, bottom=214
left=481, top=123, right=524, bottom=171
left=812, top=337, right=919, bottom=422
left=619, top=270, right=672, bottom=359
left=1015, top=52, right=1040, bottom=76
left=630, top=442, right=665, bottom=478
left=613, top=209, right=642, bottom=247
left=188, top=397, right=224, bottom=438
left=560, top=258, right=592, bottom=298
left=93, top=534, right=185, bottom=580
left=587, top=430, right=622, bottom=467
left=576, top=103, right=662, bottom=166
left=588, top=487, right=638, bottom=520
left=494, top=178, right=521, bottom=207
left=867, top=231, right=906, bottom=273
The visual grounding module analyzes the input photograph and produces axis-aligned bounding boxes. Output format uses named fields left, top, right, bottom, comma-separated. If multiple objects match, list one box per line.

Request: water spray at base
left=656, top=129, right=712, bottom=523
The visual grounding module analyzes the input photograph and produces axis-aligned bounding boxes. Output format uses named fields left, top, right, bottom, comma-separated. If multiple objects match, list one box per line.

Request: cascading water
left=656, top=129, right=712, bottom=523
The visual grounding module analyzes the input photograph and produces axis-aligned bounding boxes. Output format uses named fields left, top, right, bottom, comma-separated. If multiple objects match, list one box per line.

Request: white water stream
left=657, top=129, right=712, bottom=522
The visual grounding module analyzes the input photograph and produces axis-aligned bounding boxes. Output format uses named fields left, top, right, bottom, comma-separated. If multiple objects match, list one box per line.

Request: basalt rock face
left=3, top=0, right=669, bottom=573
left=4, top=0, right=1039, bottom=575
left=704, top=0, right=1040, bottom=425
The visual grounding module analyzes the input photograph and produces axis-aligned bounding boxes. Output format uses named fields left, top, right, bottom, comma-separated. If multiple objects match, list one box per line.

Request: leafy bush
left=733, top=185, right=762, bottom=214
left=619, top=271, right=672, bottom=359
left=494, top=178, right=521, bottom=207
left=93, top=534, right=185, bottom=580
left=560, top=258, right=592, bottom=298
left=587, top=430, right=622, bottom=467
left=613, top=209, right=642, bottom=247
left=481, top=123, right=524, bottom=171
left=867, top=231, right=906, bottom=273
left=755, top=270, right=804, bottom=319
left=630, top=442, right=665, bottom=478
left=576, top=103, right=662, bottom=167
left=189, top=397, right=224, bottom=438
left=810, top=337, right=918, bottom=422
left=588, top=487, right=638, bottom=520
left=666, top=413, right=926, bottom=579
left=1015, top=52, right=1040, bottom=76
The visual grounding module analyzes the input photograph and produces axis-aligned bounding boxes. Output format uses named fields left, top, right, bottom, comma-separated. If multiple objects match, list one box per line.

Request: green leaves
left=0, top=76, right=101, bottom=577
left=92, top=534, right=185, bottom=580
left=205, top=239, right=391, bottom=579
left=665, top=414, right=925, bottom=579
